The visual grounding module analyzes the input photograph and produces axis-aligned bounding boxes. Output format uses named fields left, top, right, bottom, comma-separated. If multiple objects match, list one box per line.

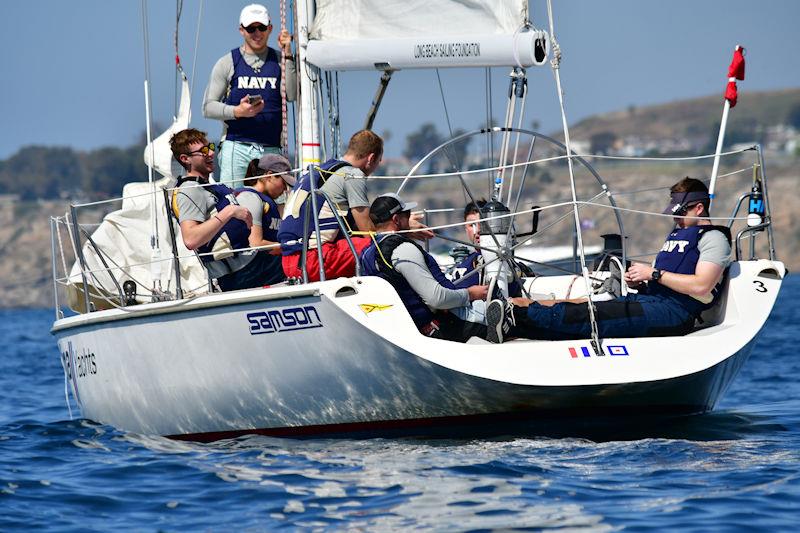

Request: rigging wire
left=173, top=0, right=183, bottom=115
left=434, top=69, right=465, bottom=194
left=546, top=0, right=602, bottom=356
left=485, top=68, right=494, bottom=193
left=189, top=0, right=204, bottom=98
left=140, top=0, right=160, bottom=253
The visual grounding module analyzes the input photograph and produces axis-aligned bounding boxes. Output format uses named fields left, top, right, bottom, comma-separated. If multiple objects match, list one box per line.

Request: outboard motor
left=479, top=200, right=514, bottom=298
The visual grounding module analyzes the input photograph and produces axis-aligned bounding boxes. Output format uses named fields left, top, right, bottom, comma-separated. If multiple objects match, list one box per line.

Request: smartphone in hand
left=247, top=94, right=263, bottom=105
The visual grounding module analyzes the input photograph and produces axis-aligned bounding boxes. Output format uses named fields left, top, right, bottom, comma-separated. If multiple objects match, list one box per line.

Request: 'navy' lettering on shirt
left=237, top=76, right=278, bottom=90
left=661, top=240, right=689, bottom=253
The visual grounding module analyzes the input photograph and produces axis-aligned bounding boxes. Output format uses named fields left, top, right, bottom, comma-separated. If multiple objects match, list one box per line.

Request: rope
left=279, top=0, right=289, bottom=154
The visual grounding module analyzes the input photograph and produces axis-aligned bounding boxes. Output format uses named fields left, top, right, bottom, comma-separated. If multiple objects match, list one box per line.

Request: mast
left=295, top=0, right=321, bottom=167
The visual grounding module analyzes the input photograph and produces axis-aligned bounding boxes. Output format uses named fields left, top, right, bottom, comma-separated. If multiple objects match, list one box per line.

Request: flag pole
left=709, top=45, right=745, bottom=207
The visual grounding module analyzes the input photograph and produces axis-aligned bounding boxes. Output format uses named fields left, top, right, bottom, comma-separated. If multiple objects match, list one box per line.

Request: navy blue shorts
left=217, top=251, right=286, bottom=292
left=515, top=293, right=696, bottom=340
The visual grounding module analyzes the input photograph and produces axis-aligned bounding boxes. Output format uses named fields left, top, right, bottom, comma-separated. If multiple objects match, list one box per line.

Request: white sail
left=306, top=0, right=547, bottom=70
left=310, top=0, right=527, bottom=39
left=67, top=72, right=208, bottom=310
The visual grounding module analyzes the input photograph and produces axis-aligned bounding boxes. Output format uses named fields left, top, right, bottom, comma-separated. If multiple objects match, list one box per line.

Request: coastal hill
left=0, top=89, right=798, bottom=308
left=569, top=88, right=800, bottom=147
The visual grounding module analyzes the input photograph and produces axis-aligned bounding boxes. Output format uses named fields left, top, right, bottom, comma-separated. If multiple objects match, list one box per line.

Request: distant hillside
left=568, top=88, right=800, bottom=148
left=0, top=90, right=797, bottom=308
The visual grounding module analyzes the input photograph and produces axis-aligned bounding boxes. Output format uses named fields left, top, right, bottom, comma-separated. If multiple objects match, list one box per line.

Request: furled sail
left=306, top=0, right=548, bottom=70
left=67, top=73, right=209, bottom=311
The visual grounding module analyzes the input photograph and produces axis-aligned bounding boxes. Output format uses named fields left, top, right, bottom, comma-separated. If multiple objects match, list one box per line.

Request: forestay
left=306, top=0, right=548, bottom=70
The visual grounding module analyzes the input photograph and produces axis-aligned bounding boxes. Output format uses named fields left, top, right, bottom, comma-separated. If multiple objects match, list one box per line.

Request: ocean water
left=1, top=278, right=799, bottom=531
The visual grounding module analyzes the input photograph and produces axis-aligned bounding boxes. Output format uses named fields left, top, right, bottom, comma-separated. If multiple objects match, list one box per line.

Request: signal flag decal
left=569, top=346, right=591, bottom=358
left=607, top=345, right=629, bottom=356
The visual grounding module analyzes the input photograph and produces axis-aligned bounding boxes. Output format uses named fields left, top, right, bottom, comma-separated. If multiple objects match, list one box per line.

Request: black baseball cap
left=369, top=193, right=418, bottom=224
left=663, top=191, right=710, bottom=215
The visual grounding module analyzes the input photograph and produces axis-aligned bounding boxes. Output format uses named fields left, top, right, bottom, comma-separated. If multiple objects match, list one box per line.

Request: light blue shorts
left=217, top=140, right=282, bottom=187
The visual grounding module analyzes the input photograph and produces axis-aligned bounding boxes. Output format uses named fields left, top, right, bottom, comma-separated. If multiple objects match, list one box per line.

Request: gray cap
left=257, top=154, right=295, bottom=186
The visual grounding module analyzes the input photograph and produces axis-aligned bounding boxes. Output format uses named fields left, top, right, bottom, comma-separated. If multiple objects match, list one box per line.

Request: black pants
left=431, top=312, right=487, bottom=343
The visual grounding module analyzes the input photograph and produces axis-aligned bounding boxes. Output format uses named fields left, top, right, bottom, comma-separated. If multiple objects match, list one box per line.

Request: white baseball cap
left=240, top=4, right=270, bottom=27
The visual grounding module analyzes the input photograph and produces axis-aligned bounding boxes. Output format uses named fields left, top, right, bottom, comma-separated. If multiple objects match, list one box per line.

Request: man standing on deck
left=203, top=3, right=297, bottom=186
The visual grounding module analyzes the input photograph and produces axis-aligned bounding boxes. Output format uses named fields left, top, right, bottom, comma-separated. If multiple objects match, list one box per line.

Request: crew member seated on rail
left=452, top=199, right=525, bottom=297
left=236, top=154, right=295, bottom=261
left=169, top=128, right=286, bottom=291
left=484, top=177, right=732, bottom=343
left=361, top=193, right=494, bottom=343
left=278, top=130, right=383, bottom=281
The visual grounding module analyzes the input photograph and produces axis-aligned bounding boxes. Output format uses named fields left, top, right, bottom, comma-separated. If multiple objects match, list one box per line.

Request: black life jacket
left=361, top=234, right=458, bottom=327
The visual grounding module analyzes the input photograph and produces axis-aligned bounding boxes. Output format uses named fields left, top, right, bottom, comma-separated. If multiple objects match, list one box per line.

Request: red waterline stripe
left=302, top=142, right=321, bottom=146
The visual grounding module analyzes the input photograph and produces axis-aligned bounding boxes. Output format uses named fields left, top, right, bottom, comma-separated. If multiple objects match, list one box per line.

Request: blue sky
left=1, top=0, right=798, bottom=159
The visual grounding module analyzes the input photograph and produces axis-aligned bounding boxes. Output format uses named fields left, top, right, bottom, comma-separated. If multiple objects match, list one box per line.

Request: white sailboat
left=50, top=0, right=785, bottom=440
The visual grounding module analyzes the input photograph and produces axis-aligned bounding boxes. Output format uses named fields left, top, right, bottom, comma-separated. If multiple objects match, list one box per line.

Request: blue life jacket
left=172, top=177, right=251, bottom=270
left=453, top=251, right=482, bottom=288
left=235, top=187, right=281, bottom=242
left=649, top=225, right=731, bottom=315
left=452, top=250, right=523, bottom=297
left=362, top=234, right=458, bottom=327
left=278, top=159, right=353, bottom=255
left=223, top=47, right=282, bottom=146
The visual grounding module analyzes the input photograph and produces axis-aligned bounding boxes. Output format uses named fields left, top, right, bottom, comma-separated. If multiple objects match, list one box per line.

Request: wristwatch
left=651, top=269, right=662, bottom=283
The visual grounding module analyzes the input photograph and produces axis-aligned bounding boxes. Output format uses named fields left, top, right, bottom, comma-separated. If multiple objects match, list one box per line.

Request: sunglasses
left=243, top=24, right=269, bottom=34
left=187, top=143, right=216, bottom=156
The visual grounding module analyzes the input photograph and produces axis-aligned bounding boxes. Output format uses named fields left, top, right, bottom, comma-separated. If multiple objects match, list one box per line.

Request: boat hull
left=53, top=260, right=783, bottom=439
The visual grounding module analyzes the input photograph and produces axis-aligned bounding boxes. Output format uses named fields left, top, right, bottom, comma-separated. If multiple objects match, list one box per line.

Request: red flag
left=725, top=81, right=738, bottom=108
left=728, top=47, right=745, bottom=80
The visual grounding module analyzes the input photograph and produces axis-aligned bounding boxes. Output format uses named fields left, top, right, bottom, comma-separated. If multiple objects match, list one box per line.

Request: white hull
left=53, top=260, right=784, bottom=440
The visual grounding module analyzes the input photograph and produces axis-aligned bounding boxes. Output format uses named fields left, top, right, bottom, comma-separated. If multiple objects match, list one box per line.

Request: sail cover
left=306, top=0, right=547, bottom=70
left=67, top=72, right=209, bottom=309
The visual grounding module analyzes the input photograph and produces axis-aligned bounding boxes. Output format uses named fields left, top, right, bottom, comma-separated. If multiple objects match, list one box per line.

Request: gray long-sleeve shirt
left=202, top=46, right=297, bottom=140
left=391, top=241, right=470, bottom=311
